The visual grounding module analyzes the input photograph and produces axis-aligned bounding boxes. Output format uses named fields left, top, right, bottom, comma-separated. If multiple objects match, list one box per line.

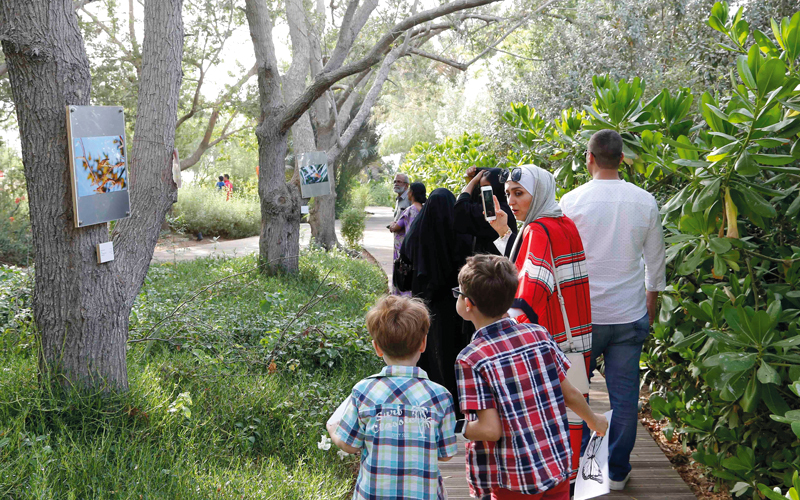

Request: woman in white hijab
left=489, top=164, right=593, bottom=491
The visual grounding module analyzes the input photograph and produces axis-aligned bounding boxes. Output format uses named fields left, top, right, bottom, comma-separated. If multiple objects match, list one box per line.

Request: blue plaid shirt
left=335, top=365, right=458, bottom=499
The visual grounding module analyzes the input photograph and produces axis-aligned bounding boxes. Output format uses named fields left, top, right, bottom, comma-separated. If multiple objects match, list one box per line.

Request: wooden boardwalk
left=439, top=372, right=695, bottom=499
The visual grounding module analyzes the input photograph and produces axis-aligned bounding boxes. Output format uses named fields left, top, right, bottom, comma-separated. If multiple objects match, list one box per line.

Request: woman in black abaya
left=400, top=188, right=470, bottom=412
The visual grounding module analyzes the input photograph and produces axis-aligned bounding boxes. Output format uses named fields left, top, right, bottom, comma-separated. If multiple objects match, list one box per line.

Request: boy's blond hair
left=458, top=254, right=518, bottom=318
left=365, top=295, right=430, bottom=359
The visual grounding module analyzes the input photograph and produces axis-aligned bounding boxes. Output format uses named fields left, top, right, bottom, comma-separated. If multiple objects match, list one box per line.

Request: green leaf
left=693, top=178, right=722, bottom=212
left=757, top=360, right=782, bottom=385
left=736, top=55, right=757, bottom=88
left=753, top=29, right=779, bottom=53
left=756, top=58, right=786, bottom=99
left=733, top=186, right=777, bottom=218
left=785, top=25, right=800, bottom=61
left=664, top=137, right=706, bottom=151
left=713, top=253, right=727, bottom=277
left=762, top=383, right=791, bottom=416
left=758, top=484, right=790, bottom=500
left=704, top=352, right=757, bottom=372
left=741, top=375, right=760, bottom=413
left=709, top=237, right=733, bottom=254
left=772, top=18, right=786, bottom=50
left=735, top=151, right=759, bottom=176
left=758, top=118, right=798, bottom=133
left=727, top=108, right=754, bottom=124
left=674, top=159, right=712, bottom=168
left=707, top=141, right=740, bottom=160
left=751, top=153, right=796, bottom=165
left=661, top=185, right=692, bottom=213
left=772, top=336, right=800, bottom=348
left=787, top=195, right=800, bottom=218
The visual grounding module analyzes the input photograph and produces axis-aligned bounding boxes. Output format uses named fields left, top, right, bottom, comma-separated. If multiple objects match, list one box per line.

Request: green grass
left=0, top=248, right=388, bottom=499
left=172, top=184, right=261, bottom=239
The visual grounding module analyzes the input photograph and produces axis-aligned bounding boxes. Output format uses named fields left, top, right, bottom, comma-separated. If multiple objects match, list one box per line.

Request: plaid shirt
left=455, top=319, right=572, bottom=498
left=335, top=365, right=458, bottom=499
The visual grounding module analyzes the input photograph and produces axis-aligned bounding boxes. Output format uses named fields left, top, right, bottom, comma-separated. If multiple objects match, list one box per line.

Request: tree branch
left=460, top=0, right=564, bottom=68
left=79, top=6, right=136, bottom=64
left=176, top=66, right=206, bottom=129
left=324, top=0, right=380, bottom=72
left=280, top=0, right=510, bottom=134
left=408, top=47, right=467, bottom=70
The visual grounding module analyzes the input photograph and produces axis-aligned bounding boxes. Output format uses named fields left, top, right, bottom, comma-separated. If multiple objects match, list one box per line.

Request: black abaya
left=400, top=188, right=470, bottom=415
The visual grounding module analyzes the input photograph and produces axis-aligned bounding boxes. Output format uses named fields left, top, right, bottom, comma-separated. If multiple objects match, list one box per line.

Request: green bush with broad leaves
left=405, top=3, right=800, bottom=496
left=401, top=132, right=499, bottom=192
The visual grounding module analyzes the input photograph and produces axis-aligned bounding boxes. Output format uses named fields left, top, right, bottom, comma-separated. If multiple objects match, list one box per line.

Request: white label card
left=96, top=241, right=115, bottom=264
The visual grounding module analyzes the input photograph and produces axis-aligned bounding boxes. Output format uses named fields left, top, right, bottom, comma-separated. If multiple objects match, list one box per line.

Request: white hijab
left=508, top=164, right=563, bottom=262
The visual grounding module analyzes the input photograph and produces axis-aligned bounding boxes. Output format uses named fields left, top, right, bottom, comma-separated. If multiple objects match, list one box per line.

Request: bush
left=367, top=180, right=394, bottom=207
left=350, top=184, right=372, bottom=210
left=173, top=184, right=260, bottom=239
left=340, top=207, right=366, bottom=249
left=0, top=195, right=33, bottom=266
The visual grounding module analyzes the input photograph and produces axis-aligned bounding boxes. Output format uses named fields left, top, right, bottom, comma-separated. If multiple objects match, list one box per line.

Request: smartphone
left=454, top=419, right=467, bottom=435
left=481, top=185, right=496, bottom=221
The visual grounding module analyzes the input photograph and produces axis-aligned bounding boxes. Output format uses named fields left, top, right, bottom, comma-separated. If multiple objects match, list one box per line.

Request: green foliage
left=173, top=184, right=260, bottom=239
left=401, top=132, right=499, bottom=192
left=340, top=207, right=367, bottom=249
left=0, top=250, right=386, bottom=498
left=0, top=147, right=33, bottom=266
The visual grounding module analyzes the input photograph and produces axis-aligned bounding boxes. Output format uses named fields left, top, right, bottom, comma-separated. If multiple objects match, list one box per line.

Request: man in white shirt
left=392, top=173, right=411, bottom=222
left=560, top=129, right=666, bottom=491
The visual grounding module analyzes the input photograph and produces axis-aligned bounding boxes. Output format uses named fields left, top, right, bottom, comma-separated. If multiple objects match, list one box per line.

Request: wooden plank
left=442, top=372, right=695, bottom=500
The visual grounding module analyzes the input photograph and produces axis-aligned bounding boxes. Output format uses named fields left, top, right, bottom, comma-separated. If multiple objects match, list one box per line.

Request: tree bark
left=0, top=0, right=183, bottom=391
left=246, top=0, right=301, bottom=273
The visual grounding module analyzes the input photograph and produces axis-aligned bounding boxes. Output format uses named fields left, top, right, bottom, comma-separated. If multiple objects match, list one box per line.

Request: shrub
left=340, top=206, right=366, bottom=249
left=367, top=180, right=394, bottom=207
left=173, top=184, right=260, bottom=239
left=350, top=184, right=372, bottom=210
left=0, top=195, right=33, bottom=267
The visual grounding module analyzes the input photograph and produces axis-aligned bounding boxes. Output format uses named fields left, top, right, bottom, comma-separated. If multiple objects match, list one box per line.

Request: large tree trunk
left=0, top=0, right=183, bottom=391
left=246, top=0, right=301, bottom=273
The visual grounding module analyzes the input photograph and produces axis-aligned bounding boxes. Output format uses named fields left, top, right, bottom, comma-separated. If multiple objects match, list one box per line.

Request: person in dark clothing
left=400, top=188, right=471, bottom=415
left=454, top=167, right=518, bottom=258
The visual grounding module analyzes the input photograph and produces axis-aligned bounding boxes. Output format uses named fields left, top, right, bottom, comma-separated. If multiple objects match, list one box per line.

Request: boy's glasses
left=452, top=286, right=469, bottom=301
left=498, top=168, right=523, bottom=184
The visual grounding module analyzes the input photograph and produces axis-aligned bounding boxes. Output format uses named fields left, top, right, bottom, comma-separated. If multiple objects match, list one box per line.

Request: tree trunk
left=246, top=0, right=301, bottom=273
left=0, top=0, right=183, bottom=391
left=309, top=120, right=338, bottom=249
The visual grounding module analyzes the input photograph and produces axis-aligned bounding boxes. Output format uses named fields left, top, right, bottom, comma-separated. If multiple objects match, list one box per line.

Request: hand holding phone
left=481, top=185, right=496, bottom=221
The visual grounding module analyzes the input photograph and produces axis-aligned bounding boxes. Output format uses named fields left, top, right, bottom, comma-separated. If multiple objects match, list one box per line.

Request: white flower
left=337, top=449, right=349, bottom=460
left=317, top=435, right=332, bottom=451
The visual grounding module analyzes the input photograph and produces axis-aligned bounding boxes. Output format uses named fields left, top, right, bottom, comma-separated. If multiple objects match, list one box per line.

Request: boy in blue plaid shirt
left=327, top=295, right=459, bottom=500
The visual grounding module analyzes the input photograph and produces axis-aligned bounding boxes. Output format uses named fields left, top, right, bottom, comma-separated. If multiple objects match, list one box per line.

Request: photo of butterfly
left=581, top=434, right=605, bottom=484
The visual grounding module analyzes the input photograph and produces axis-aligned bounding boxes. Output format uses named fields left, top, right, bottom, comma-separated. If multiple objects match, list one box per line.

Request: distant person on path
left=215, top=175, right=225, bottom=190
left=487, top=164, right=593, bottom=490
left=400, top=188, right=471, bottom=414
left=454, top=254, right=608, bottom=500
left=389, top=182, right=426, bottom=297
left=327, top=295, right=457, bottom=500
left=224, top=174, right=233, bottom=201
left=559, top=129, right=666, bottom=491
left=392, top=173, right=411, bottom=222
left=455, top=167, right=517, bottom=258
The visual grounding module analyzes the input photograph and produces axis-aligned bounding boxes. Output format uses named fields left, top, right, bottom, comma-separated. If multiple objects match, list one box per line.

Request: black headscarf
left=401, top=188, right=467, bottom=296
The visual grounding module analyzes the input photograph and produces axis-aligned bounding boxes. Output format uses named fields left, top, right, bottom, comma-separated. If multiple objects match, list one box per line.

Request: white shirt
left=560, top=179, right=666, bottom=325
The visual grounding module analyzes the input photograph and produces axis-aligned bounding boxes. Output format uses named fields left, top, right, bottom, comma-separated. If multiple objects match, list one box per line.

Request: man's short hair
left=458, top=255, right=518, bottom=318
left=588, top=130, right=623, bottom=169
left=395, top=173, right=409, bottom=184
left=219, top=175, right=224, bottom=181
left=365, top=295, right=430, bottom=359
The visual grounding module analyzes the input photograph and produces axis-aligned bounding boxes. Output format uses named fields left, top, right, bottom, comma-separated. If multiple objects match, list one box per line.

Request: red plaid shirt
left=455, top=318, right=572, bottom=498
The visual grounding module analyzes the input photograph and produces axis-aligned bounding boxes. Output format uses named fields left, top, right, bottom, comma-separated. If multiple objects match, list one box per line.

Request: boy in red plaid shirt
left=453, top=255, right=608, bottom=500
